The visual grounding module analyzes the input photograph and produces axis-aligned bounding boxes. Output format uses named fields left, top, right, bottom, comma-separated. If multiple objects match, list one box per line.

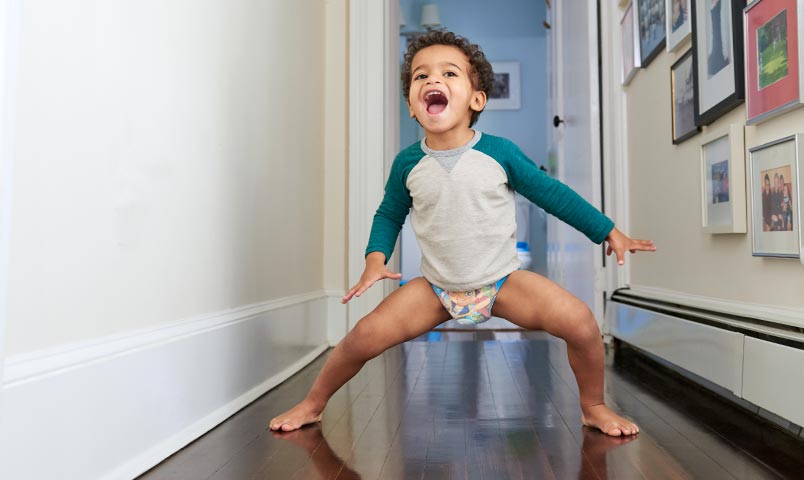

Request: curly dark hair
left=401, top=30, right=494, bottom=127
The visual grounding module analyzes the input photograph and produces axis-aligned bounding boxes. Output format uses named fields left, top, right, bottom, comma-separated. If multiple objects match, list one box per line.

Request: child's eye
left=444, top=71, right=457, bottom=77
left=414, top=73, right=428, bottom=80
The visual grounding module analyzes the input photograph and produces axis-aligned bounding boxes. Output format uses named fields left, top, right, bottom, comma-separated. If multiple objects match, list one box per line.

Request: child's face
left=407, top=45, right=486, bottom=134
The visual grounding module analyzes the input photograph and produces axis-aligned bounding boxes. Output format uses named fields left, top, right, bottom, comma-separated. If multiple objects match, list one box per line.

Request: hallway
left=139, top=332, right=804, bottom=479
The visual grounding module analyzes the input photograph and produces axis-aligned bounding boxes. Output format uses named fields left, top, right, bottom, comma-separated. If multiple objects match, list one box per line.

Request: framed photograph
left=488, top=62, right=521, bottom=110
left=671, top=48, right=701, bottom=143
left=700, top=124, right=746, bottom=233
left=635, top=0, right=667, bottom=66
left=744, top=0, right=804, bottom=125
left=691, top=0, right=746, bottom=126
left=622, top=2, right=641, bottom=85
left=748, top=134, right=802, bottom=257
left=667, top=0, right=693, bottom=51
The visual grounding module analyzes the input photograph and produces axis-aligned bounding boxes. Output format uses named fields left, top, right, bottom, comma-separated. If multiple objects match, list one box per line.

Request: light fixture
left=401, top=3, right=443, bottom=41
left=420, top=4, right=441, bottom=29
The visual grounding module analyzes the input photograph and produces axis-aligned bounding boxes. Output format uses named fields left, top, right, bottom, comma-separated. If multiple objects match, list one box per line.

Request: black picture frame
left=635, top=0, right=667, bottom=67
left=691, top=0, right=746, bottom=126
left=671, top=48, right=701, bottom=144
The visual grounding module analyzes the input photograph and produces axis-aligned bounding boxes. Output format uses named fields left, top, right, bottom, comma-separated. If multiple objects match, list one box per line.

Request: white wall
left=3, top=0, right=332, bottom=357
left=623, top=42, right=804, bottom=310
left=324, top=0, right=348, bottom=292
left=0, top=1, right=350, bottom=478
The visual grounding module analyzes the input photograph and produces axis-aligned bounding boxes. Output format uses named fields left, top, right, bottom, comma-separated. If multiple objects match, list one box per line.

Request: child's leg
left=492, top=270, right=639, bottom=437
left=269, top=277, right=450, bottom=432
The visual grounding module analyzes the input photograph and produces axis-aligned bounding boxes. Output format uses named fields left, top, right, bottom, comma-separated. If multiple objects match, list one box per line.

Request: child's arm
left=343, top=149, right=418, bottom=304
left=341, top=252, right=402, bottom=304
left=604, top=227, right=656, bottom=265
left=479, top=135, right=656, bottom=262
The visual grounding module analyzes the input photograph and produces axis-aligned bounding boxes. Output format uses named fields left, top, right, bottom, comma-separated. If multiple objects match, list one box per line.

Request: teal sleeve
left=476, top=135, right=614, bottom=244
left=364, top=144, right=423, bottom=263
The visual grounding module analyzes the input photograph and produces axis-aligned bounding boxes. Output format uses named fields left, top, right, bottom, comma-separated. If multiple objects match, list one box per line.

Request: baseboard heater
left=606, top=288, right=804, bottom=431
left=610, top=288, right=804, bottom=350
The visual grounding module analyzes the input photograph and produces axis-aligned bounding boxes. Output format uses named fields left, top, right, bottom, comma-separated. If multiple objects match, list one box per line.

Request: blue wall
left=399, top=0, right=547, bottom=163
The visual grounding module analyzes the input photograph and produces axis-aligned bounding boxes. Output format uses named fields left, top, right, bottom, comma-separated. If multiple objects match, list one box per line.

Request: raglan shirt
left=365, top=131, right=614, bottom=291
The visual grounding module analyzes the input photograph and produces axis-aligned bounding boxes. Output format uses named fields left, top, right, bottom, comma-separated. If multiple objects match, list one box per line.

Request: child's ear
left=470, top=91, right=487, bottom=113
left=407, top=98, right=416, bottom=118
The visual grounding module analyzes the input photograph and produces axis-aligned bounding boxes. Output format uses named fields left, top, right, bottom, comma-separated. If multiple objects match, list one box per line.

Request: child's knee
left=565, top=303, right=600, bottom=343
left=342, top=314, right=385, bottom=359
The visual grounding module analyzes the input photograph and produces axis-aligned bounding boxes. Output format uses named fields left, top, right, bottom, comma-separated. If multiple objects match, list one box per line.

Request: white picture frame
left=487, top=61, right=521, bottom=110
left=748, top=134, right=802, bottom=257
left=622, top=2, right=641, bottom=85
left=699, top=124, right=746, bottom=233
left=666, top=0, right=692, bottom=52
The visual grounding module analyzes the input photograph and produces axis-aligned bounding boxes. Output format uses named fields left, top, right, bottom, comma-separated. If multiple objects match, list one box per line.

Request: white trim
left=601, top=0, right=632, bottom=313
left=325, top=290, right=347, bottom=345
left=0, top=292, right=332, bottom=480
left=0, top=0, right=22, bottom=438
left=624, top=284, right=804, bottom=330
left=588, top=0, right=605, bottom=322
left=101, top=344, right=328, bottom=480
left=384, top=0, right=401, bottom=297
left=348, top=0, right=392, bottom=328
left=3, top=290, right=334, bottom=387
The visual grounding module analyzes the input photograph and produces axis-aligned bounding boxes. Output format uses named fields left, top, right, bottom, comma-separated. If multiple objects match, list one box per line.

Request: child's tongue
left=427, top=103, right=447, bottom=115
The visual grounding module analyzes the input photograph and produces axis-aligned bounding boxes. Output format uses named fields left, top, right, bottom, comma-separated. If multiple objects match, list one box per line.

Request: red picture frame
left=745, top=0, right=804, bottom=124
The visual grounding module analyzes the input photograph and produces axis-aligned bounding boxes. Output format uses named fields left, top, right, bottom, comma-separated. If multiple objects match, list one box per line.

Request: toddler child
left=270, top=30, right=655, bottom=437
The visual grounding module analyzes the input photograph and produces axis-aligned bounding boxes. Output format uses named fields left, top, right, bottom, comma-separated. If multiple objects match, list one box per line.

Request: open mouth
left=424, top=90, right=448, bottom=115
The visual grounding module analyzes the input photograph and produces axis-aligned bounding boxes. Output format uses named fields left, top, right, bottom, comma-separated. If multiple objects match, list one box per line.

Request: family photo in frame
left=749, top=135, right=802, bottom=257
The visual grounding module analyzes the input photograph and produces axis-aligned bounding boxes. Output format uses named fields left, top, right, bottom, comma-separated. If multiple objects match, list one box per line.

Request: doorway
left=397, top=1, right=551, bottom=330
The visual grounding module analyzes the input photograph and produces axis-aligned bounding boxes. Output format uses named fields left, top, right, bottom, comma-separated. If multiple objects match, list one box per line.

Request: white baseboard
left=0, top=291, right=339, bottom=480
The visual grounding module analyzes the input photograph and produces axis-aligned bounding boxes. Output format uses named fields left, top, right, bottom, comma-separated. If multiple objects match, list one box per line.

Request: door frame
left=599, top=0, right=632, bottom=298
left=347, top=0, right=400, bottom=329
left=0, top=0, right=22, bottom=434
left=547, top=0, right=608, bottom=322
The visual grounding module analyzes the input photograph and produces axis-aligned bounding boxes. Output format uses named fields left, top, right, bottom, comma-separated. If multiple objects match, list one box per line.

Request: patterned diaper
left=431, top=275, right=509, bottom=325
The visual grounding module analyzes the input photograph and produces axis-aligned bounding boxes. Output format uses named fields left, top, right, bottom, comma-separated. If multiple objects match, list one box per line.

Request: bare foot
left=581, top=404, right=639, bottom=437
left=269, top=399, right=324, bottom=432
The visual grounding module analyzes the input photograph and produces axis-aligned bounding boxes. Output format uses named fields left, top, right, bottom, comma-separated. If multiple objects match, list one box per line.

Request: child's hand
left=605, top=227, right=656, bottom=265
left=342, top=252, right=403, bottom=304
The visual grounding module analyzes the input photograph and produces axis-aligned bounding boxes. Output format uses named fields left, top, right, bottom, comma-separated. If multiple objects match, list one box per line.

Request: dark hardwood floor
left=139, top=331, right=804, bottom=479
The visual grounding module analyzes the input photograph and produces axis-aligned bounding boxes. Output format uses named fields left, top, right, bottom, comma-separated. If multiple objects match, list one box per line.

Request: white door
left=546, top=0, right=606, bottom=322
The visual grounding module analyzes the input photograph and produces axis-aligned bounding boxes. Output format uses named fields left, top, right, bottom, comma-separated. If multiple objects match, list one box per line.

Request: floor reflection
left=272, top=424, right=362, bottom=480
left=579, top=426, right=638, bottom=480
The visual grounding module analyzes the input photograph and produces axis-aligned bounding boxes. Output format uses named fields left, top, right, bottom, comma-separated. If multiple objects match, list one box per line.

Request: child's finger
left=615, top=248, right=625, bottom=265
left=342, top=288, right=356, bottom=303
left=354, top=281, right=374, bottom=297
